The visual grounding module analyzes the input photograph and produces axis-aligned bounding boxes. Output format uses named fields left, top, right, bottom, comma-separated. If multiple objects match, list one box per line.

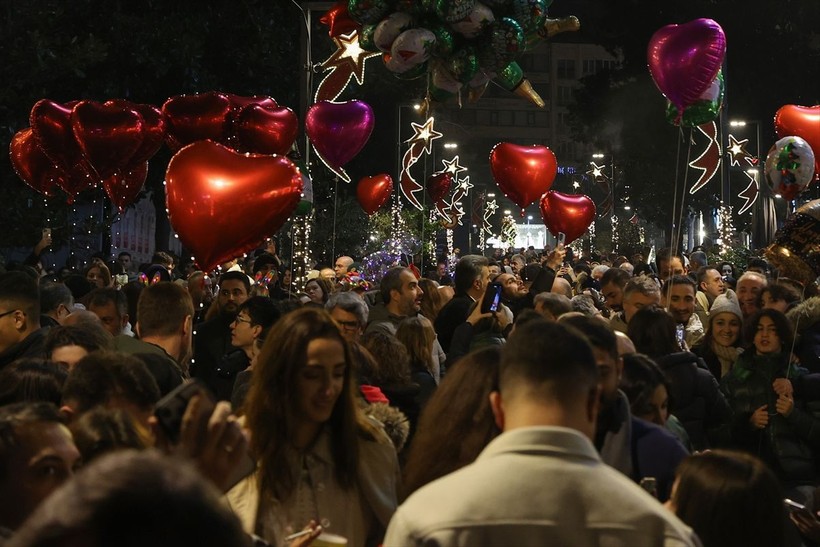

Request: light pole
left=729, top=119, right=776, bottom=249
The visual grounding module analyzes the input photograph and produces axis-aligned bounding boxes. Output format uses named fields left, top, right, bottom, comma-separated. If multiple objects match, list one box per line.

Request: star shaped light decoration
left=486, top=199, right=498, bottom=216
left=727, top=134, right=752, bottom=167
left=441, top=155, right=467, bottom=176
left=405, top=117, right=442, bottom=155
left=457, top=175, right=474, bottom=193
left=737, top=170, right=759, bottom=215
left=587, top=162, right=607, bottom=181
left=315, top=30, right=380, bottom=102
left=572, top=181, right=581, bottom=190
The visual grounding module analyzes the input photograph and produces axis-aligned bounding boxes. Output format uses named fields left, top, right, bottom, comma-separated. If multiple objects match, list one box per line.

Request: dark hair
left=513, top=309, right=542, bottom=329
left=661, top=274, right=696, bottom=295
left=219, top=271, right=251, bottom=294
left=361, top=331, right=411, bottom=386
left=402, top=347, right=502, bottom=498
left=244, top=308, right=382, bottom=502
left=0, top=359, right=67, bottom=406
left=0, top=402, right=65, bottom=479
left=44, top=324, right=113, bottom=357
left=63, top=274, right=95, bottom=302
left=453, top=255, right=488, bottom=295
left=83, top=262, right=112, bottom=288
left=760, top=282, right=802, bottom=310
left=39, top=282, right=73, bottom=315
left=326, top=291, right=369, bottom=326
left=84, top=287, right=129, bottom=320
left=696, top=266, right=720, bottom=287
left=672, top=450, right=783, bottom=547
left=600, top=267, right=631, bottom=289
left=744, top=308, right=794, bottom=353
left=121, top=281, right=143, bottom=328
left=501, top=319, right=598, bottom=406
left=118, top=251, right=131, bottom=259
left=62, top=351, right=161, bottom=415
left=655, top=247, right=684, bottom=271
left=136, top=282, right=194, bottom=338
left=379, top=267, right=408, bottom=306
left=627, top=306, right=680, bottom=358
left=69, top=407, right=149, bottom=464
left=237, top=296, right=280, bottom=339
left=151, top=251, right=174, bottom=267
left=10, top=450, right=249, bottom=547
left=252, top=252, right=280, bottom=276
left=0, top=271, right=40, bottom=324
left=620, top=353, right=673, bottom=416
left=560, top=314, right=619, bottom=361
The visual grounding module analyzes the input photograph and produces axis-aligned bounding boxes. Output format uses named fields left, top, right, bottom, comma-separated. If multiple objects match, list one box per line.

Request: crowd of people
left=1, top=236, right=820, bottom=546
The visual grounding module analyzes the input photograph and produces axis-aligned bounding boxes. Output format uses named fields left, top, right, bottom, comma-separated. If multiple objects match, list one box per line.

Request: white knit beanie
left=709, top=289, right=742, bottom=321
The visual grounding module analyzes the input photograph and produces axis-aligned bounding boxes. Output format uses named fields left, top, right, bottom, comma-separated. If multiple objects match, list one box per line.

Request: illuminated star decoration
left=737, top=169, right=759, bottom=215
left=315, top=30, right=379, bottom=102
left=726, top=134, right=754, bottom=167
left=442, top=175, right=472, bottom=227
left=587, top=161, right=612, bottom=217
left=482, top=199, right=498, bottom=247
left=400, top=116, right=442, bottom=210
left=441, top=155, right=467, bottom=176
left=572, top=181, right=580, bottom=190
left=587, top=162, right=607, bottom=181
left=689, top=122, right=722, bottom=194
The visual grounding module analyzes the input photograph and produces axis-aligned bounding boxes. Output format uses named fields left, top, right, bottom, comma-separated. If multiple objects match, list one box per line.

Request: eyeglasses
left=336, top=320, right=360, bottom=330
left=232, top=315, right=253, bottom=326
left=0, top=309, right=19, bottom=320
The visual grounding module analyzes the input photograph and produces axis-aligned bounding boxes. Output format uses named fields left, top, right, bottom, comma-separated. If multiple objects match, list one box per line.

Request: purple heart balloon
left=305, top=100, right=374, bottom=170
left=648, top=18, right=726, bottom=113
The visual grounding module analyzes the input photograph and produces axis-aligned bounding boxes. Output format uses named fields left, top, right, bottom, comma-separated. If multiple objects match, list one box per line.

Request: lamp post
left=729, top=119, right=775, bottom=249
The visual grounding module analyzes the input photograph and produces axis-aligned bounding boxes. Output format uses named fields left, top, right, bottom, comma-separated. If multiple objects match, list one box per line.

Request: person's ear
left=182, top=315, right=193, bottom=337
left=59, top=405, right=75, bottom=423
left=489, top=391, right=505, bottom=431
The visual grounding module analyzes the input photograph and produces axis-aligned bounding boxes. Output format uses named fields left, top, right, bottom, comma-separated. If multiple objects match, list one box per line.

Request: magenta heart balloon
left=305, top=100, right=374, bottom=171
left=648, top=18, right=726, bottom=113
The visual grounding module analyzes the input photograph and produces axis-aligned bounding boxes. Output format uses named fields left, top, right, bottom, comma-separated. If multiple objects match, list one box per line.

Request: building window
left=490, top=111, right=499, bottom=125
left=557, top=86, right=573, bottom=105
left=557, top=59, right=575, bottom=79
left=527, top=112, right=536, bottom=126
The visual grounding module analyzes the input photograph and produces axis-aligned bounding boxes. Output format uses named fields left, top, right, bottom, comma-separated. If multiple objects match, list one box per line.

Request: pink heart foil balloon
left=648, top=18, right=726, bottom=113
left=305, top=100, right=374, bottom=170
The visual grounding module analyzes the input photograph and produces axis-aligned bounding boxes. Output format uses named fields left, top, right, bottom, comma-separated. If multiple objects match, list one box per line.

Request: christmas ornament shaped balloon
left=648, top=18, right=726, bottom=117
left=765, top=198, right=820, bottom=287
left=764, top=136, right=816, bottom=201
left=357, top=174, right=393, bottom=215
left=490, top=143, right=556, bottom=214
left=539, top=190, right=596, bottom=244
left=305, top=100, right=374, bottom=182
left=165, top=141, right=303, bottom=272
left=774, top=105, right=820, bottom=178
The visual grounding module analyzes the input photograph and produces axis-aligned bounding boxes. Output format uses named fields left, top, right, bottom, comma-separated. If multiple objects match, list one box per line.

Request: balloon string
left=674, top=128, right=695, bottom=260
left=332, top=177, right=338, bottom=263
left=670, top=129, right=683, bottom=257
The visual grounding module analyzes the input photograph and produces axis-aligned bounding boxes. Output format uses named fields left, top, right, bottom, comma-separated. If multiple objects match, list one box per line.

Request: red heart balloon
left=539, top=190, right=596, bottom=245
left=9, top=128, right=60, bottom=196
left=234, top=104, right=298, bottom=155
left=357, top=174, right=393, bottom=215
left=72, top=100, right=144, bottom=178
left=490, top=143, right=557, bottom=213
left=225, top=94, right=277, bottom=117
left=320, top=1, right=360, bottom=37
left=305, top=100, right=374, bottom=170
left=107, top=100, right=166, bottom=165
left=162, top=92, right=232, bottom=149
left=775, top=105, right=820, bottom=177
left=30, top=99, right=96, bottom=180
left=165, top=141, right=303, bottom=272
left=427, top=171, right=453, bottom=206
left=104, top=162, right=149, bottom=213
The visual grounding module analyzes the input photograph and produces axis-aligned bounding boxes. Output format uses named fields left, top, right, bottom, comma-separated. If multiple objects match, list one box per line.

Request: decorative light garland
left=290, top=214, right=313, bottom=290
left=716, top=204, right=734, bottom=255
left=611, top=214, right=619, bottom=251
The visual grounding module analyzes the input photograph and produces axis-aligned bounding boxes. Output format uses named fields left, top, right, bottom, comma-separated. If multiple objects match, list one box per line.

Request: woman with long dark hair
left=225, top=308, right=399, bottom=547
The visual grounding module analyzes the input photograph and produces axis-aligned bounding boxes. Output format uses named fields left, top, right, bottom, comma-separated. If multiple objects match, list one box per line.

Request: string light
left=611, top=214, right=619, bottom=251
left=290, top=214, right=313, bottom=290
left=501, top=212, right=517, bottom=249
left=717, top=204, right=734, bottom=255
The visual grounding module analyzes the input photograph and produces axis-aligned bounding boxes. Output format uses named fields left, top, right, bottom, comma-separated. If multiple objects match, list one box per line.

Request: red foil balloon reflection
left=357, top=174, right=393, bottom=215
left=9, top=128, right=60, bottom=196
left=71, top=100, right=145, bottom=178
left=490, top=143, right=557, bottom=213
left=165, top=141, right=303, bottom=272
left=162, top=92, right=232, bottom=149
left=539, top=190, right=596, bottom=244
left=104, top=162, right=149, bottom=213
left=234, top=104, right=299, bottom=155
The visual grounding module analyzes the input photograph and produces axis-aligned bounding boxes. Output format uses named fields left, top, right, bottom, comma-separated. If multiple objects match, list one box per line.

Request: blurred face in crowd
left=330, top=307, right=362, bottom=343
left=635, top=384, right=669, bottom=426
left=510, top=257, right=525, bottom=275
left=392, top=269, right=424, bottom=316
left=50, top=344, right=89, bottom=371
left=230, top=310, right=261, bottom=352
left=753, top=316, right=781, bottom=355
left=658, top=257, right=685, bottom=283
left=296, top=338, right=346, bottom=430
left=601, top=281, right=624, bottom=312
left=665, top=284, right=695, bottom=324
left=622, top=290, right=660, bottom=323
left=86, top=266, right=106, bottom=288
left=304, top=280, right=325, bottom=305
left=118, top=254, right=131, bottom=272
left=488, top=263, right=501, bottom=276
left=700, top=268, right=725, bottom=300
left=592, top=347, right=622, bottom=407
left=496, top=273, right=527, bottom=300
left=737, top=275, right=766, bottom=318
left=217, top=280, right=248, bottom=316
left=334, top=257, right=353, bottom=279
left=711, top=312, right=740, bottom=348
left=319, top=268, right=336, bottom=282
left=88, top=301, right=127, bottom=337
left=761, top=290, right=789, bottom=314
left=0, top=421, right=81, bottom=530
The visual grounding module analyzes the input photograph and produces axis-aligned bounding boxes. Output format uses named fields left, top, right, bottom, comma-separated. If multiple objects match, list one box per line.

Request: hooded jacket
left=787, top=296, right=820, bottom=373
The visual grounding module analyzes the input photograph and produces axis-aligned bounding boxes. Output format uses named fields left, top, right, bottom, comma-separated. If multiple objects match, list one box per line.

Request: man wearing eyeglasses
left=0, top=272, right=49, bottom=370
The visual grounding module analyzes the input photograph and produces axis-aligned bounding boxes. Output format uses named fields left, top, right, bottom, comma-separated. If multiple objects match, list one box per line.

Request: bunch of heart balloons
left=648, top=18, right=726, bottom=128
left=489, top=142, right=595, bottom=244
left=321, top=0, right=581, bottom=109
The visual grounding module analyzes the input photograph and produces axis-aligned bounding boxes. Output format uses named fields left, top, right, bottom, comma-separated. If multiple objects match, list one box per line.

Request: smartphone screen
left=557, top=232, right=566, bottom=246
left=481, top=282, right=503, bottom=314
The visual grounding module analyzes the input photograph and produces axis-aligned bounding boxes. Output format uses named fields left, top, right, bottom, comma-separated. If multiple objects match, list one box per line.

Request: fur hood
left=366, top=402, right=410, bottom=453
left=787, top=296, right=820, bottom=332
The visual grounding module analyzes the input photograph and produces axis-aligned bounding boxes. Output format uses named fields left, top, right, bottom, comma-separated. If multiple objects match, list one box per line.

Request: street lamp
left=443, top=142, right=458, bottom=149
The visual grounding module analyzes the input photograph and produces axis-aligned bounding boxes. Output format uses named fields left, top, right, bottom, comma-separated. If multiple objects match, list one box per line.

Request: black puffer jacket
left=720, top=351, right=820, bottom=486
left=656, top=351, right=731, bottom=451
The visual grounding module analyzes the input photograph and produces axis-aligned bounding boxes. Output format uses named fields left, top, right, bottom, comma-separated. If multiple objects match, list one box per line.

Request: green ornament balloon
left=395, top=62, right=429, bottom=80
left=447, top=47, right=479, bottom=83
left=665, top=70, right=724, bottom=128
left=358, top=24, right=380, bottom=52
left=348, top=0, right=392, bottom=25
left=429, top=25, right=455, bottom=58
left=430, top=66, right=462, bottom=102
left=478, top=17, right=524, bottom=73
left=509, top=0, right=547, bottom=35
